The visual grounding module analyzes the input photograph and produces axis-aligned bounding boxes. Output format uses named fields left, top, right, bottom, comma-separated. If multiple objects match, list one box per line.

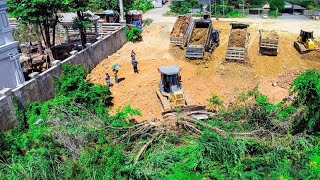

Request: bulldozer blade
left=294, top=41, right=308, bottom=54
left=156, top=90, right=171, bottom=112
left=162, top=105, right=214, bottom=120
left=162, top=105, right=206, bottom=116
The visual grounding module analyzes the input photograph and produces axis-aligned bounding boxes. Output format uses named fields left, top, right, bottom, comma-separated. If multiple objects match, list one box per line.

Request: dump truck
left=170, top=15, right=194, bottom=46
left=226, top=23, right=250, bottom=62
left=185, top=19, right=219, bottom=59
left=259, top=30, right=279, bottom=56
left=156, top=65, right=214, bottom=120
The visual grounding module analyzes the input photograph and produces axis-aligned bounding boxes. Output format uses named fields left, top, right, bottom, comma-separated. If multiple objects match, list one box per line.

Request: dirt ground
left=87, top=21, right=320, bottom=122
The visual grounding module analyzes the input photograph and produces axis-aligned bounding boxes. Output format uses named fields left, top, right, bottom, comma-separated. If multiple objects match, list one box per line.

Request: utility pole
left=243, top=0, right=245, bottom=15
left=119, top=0, right=125, bottom=24
left=215, top=0, right=216, bottom=17
left=223, top=0, right=225, bottom=17
left=209, top=0, right=212, bottom=18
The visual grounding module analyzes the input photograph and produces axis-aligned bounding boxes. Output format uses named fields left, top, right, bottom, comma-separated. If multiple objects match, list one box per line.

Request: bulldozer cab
left=300, top=30, right=314, bottom=43
left=158, top=65, right=182, bottom=94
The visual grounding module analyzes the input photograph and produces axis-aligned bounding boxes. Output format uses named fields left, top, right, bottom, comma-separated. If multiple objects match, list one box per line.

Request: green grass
left=225, top=11, right=249, bottom=18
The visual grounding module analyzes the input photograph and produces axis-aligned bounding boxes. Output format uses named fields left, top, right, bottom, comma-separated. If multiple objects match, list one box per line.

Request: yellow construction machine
left=156, top=65, right=215, bottom=120
left=156, top=65, right=188, bottom=111
left=294, top=29, right=317, bottom=54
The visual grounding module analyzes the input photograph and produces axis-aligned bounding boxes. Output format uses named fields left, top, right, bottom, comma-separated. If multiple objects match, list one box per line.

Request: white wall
left=0, top=58, right=20, bottom=89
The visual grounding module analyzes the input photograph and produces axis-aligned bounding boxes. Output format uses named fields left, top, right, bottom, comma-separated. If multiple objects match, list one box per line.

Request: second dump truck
left=185, top=19, right=220, bottom=59
left=259, top=30, right=279, bottom=56
left=226, top=23, right=250, bottom=62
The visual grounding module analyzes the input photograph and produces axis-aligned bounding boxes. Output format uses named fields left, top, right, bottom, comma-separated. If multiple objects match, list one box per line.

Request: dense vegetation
left=1, top=65, right=320, bottom=179
left=131, top=0, right=154, bottom=12
left=125, top=27, right=143, bottom=41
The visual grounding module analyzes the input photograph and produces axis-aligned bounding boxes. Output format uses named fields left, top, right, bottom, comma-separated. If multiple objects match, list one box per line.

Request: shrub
left=226, top=11, right=248, bottom=18
left=125, top=26, right=142, bottom=42
left=291, top=70, right=320, bottom=133
left=131, top=0, right=153, bottom=12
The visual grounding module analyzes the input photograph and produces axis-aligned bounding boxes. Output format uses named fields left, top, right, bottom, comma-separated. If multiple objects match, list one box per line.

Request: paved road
left=143, top=3, right=176, bottom=23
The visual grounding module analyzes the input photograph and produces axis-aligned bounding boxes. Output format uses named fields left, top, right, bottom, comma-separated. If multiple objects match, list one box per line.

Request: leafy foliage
left=1, top=68, right=320, bottom=179
left=131, top=0, right=154, bottom=12
left=125, top=26, right=142, bottom=42
left=226, top=10, right=248, bottom=18
left=89, top=0, right=134, bottom=12
left=291, top=70, right=320, bottom=133
left=169, top=0, right=201, bottom=14
left=269, top=0, right=285, bottom=12
left=7, top=0, right=64, bottom=48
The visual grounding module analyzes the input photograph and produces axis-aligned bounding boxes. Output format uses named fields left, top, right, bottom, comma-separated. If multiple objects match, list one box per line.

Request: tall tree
left=64, top=0, right=91, bottom=47
left=89, top=0, right=134, bottom=12
left=269, top=0, right=285, bottom=12
left=8, top=0, right=64, bottom=49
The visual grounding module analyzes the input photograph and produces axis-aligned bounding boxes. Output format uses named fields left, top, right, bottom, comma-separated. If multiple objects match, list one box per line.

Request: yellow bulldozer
left=294, top=29, right=317, bottom=54
left=156, top=65, right=215, bottom=120
left=156, top=65, right=188, bottom=112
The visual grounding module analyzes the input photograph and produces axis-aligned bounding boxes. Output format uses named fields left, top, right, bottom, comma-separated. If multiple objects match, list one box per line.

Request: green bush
left=125, top=26, right=142, bottom=41
left=169, top=0, right=200, bottom=14
left=226, top=10, right=248, bottom=18
left=2, top=68, right=320, bottom=179
left=131, top=0, right=153, bottom=12
left=291, top=70, right=320, bottom=133
left=269, top=10, right=278, bottom=18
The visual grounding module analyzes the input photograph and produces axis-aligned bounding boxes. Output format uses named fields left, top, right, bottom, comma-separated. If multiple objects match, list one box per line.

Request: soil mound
left=261, top=30, right=279, bottom=40
left=170, top=16, right=190, bottom=38
left=302, top=50, right=320, bottom=61
left=189, top=28, right=207, bottom=45
left=228, top=29, right=246, bottom=48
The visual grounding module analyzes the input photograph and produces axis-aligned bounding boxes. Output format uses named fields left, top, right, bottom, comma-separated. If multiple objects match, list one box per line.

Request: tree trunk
left=35, top=25, right=44, bottom=54
left=76, top=11, right=87, bottom=48
left=52, top=14, right=58, bottom=47
left=43, top=23, right=51, bottom=49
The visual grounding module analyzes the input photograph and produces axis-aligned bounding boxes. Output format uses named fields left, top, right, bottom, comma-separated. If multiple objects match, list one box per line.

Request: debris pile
left=302, top=50, right=320, bottom=61
left=272, top=70, right=301, bottom=89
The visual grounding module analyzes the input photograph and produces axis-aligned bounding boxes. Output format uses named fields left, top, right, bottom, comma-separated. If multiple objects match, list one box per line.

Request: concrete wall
left=0, top=26, right=126, bottom=131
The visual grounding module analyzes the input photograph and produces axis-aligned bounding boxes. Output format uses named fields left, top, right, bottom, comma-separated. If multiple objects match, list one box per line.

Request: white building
left=0, top=0, right=24, bottom=90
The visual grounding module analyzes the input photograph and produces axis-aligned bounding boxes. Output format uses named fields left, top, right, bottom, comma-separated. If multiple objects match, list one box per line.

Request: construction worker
left=105, top=73, right=113, bottom=87
left=112, top=69, right=119, bottom=83
left=131, top=50, right=138, bottom=73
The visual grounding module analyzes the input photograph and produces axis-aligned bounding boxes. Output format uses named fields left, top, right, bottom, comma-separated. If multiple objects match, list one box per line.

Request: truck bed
left=170, top=16, right=193, bottom=46
left=226, top=23, right=250, bottom=62
left=259, top=30, right=279, bottom=56
left=185, top=20, right=212, bottom=59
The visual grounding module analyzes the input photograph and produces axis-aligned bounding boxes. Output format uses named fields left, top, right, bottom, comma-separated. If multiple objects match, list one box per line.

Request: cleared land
left=88, top=21, right=320, bottom=122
